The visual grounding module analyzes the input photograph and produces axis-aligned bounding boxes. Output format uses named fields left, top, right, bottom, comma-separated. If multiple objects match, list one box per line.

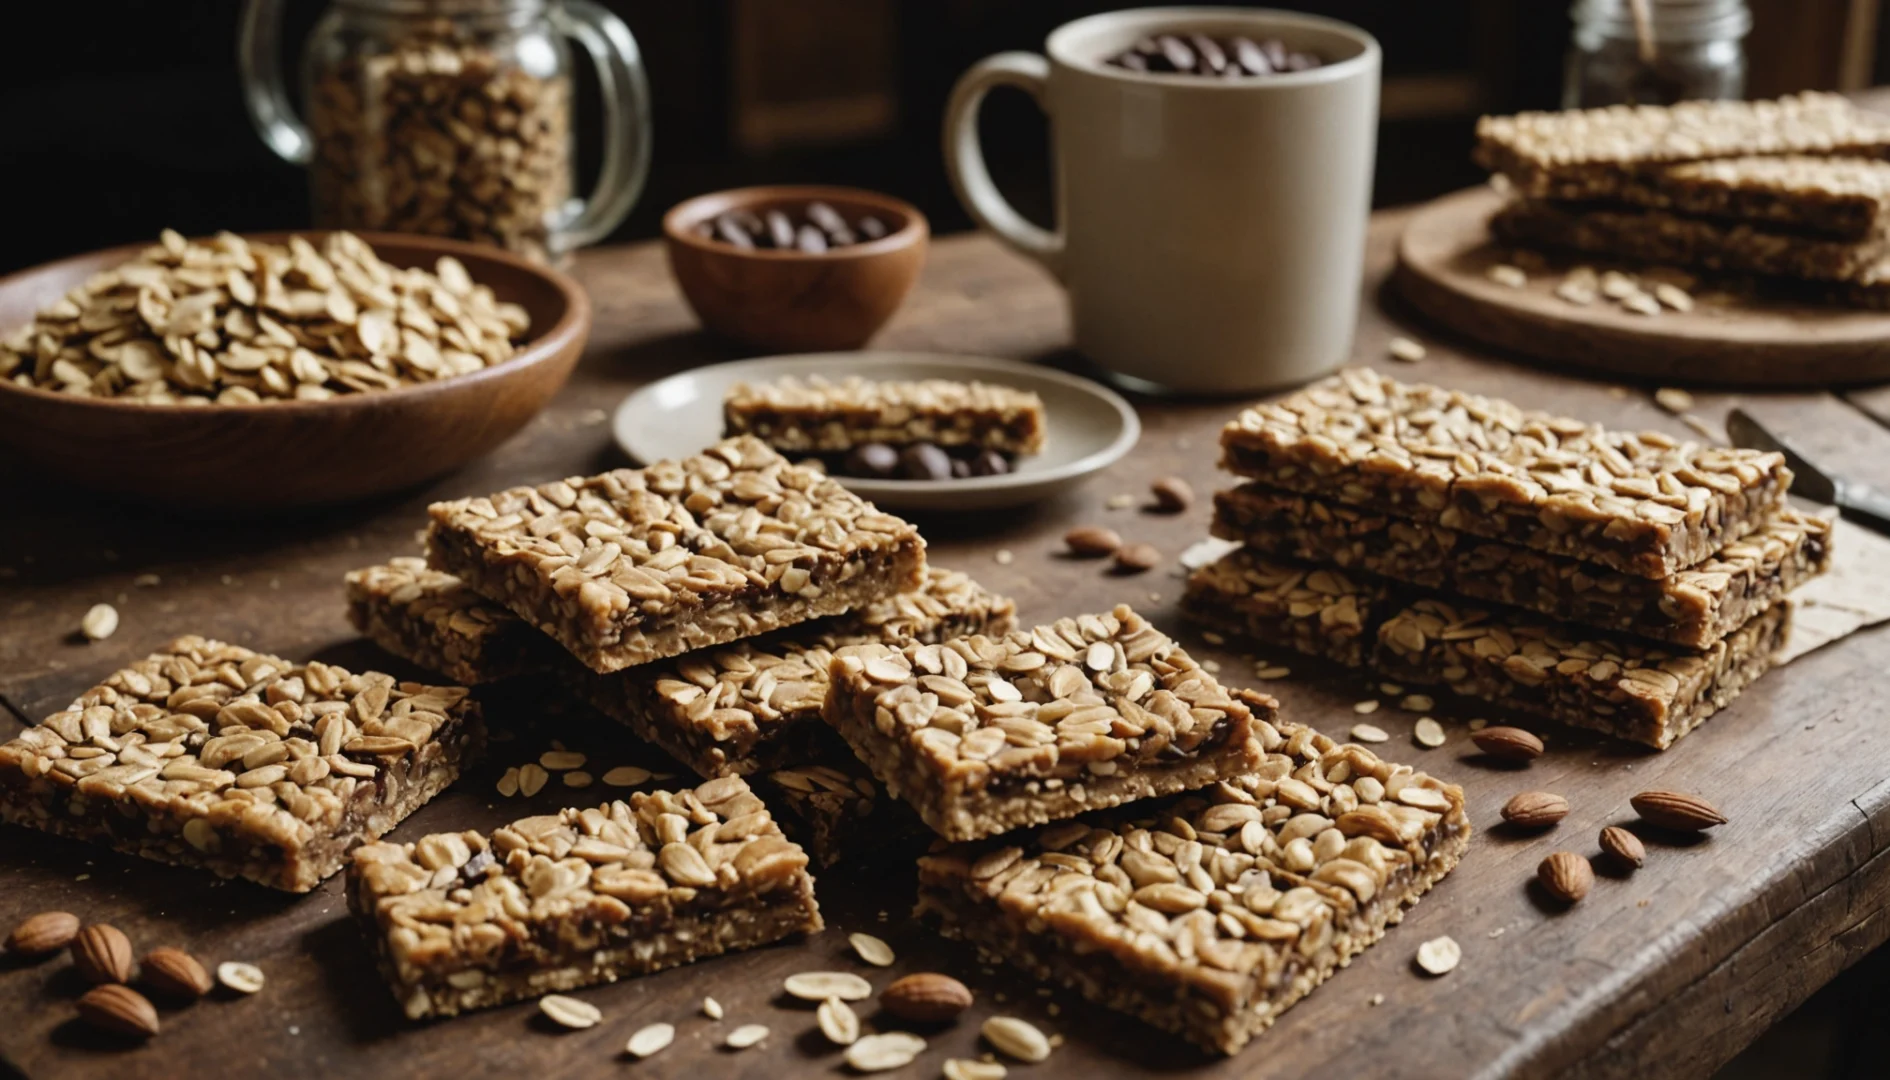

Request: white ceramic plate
left=612, top=352, right=1141, bottom=511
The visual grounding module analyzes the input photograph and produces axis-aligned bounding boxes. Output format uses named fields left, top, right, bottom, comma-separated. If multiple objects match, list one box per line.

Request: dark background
left=10, top=0, right=1871, bottom=276
left=2, top=1, right=1889, bottom=1075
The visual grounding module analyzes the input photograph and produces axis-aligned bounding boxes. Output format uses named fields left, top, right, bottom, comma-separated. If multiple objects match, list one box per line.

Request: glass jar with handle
left=239, top=0, right=651, bottom=262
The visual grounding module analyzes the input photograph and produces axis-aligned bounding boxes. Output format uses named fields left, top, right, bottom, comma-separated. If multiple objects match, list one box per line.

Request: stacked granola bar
left=1474, top=92, right=1890, bottom=304
left=1185, top=369, right=1827, bottom=750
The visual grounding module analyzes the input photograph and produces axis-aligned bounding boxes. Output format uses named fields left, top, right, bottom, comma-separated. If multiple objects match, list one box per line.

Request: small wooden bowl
left=664, top=186, right=929, bottom=351
left=0, top=232, right=590, bottom=510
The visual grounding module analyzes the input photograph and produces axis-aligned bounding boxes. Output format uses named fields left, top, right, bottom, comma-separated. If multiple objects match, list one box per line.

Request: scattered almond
left=1501, top=791, right=1569, bottom=829
left=982, top=1016, right=1051, bottom=1063
left=1631, top=790, right=1726, bottom=831
left=1472, top=726, right=1544, bottom=761
left=1149, top=476, right=1194, bottom=513
left=76, top=984, right=159, bottom=1039
left=845, top=1032, right=926, bottom=1072
left=1063, top=526, right=1120, bottom=558
left=848, top=931, right=894, bottom=967
left=1112, top=542, right=1161, bottom=573
left=1600, top=826, right=1646, bottom=869
left=6, top=911, right=79, bottom=956
left=1538, top=851, right=1594, bottom=903
left=1415, top=935, right=1461, bottom=976
left=881, top=972, right=974, bottom=1022
left=140, top=947, right=213, bottom=1000
left=71, top=924, right=133, bottom=984
left=627, top=1022, right=675, bottom=1058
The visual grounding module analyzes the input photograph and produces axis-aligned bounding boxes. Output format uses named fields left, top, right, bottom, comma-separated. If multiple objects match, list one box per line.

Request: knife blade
left=1726, top=408, right=1890, bottom=536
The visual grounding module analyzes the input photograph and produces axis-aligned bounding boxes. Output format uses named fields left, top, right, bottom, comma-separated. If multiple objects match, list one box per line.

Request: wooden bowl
left=0, top=232, right=589, bottom=510
left=663, top=185, right=928, bottom=351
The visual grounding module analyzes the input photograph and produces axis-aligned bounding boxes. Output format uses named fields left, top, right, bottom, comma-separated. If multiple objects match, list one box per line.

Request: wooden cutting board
left=1393, top=185, right=1890, bottom=388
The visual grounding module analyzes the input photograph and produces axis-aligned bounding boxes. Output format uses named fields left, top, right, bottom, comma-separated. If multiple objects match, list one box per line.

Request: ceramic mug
left=945, top=7, right=1381, bottom=394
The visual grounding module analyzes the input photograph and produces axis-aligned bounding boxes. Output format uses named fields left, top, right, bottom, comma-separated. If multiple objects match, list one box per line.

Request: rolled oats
left=626, top=1021, right=675, bottom=1058
left=919, top=690, right=1470, bottom=1055
left=539, top=994, right=600, bottom=1030
left=3, top=232, right=528, bottom=403
left=784, top=971, right=872, bottom=1002
left=346, top=777, right=821, bottom=1020
left=982, top=1017, right=1052, bottom=1063
left=1181, top=549, right=1381, bottom=666
left=1415, top=936, right=1461, bottom=976
left=817, top=995, right=861, bottom=1046
left=0, top=637, right=479, bottom=892
left=217, top=961, right=266, bottom=994
left=80, top=604, right=119, bottom=642
left=725, top=1024, right=770, bottom=1049
left=844, top=1031, right=925, bottom=1071
left=848, top=931, right=895, bottom=967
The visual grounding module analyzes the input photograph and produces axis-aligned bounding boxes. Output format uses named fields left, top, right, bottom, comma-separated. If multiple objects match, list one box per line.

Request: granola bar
left=1571, top=156, right=1890, bottom=240
left=1475, top=92, right=1890, bottom=200
left=823, top=605, right=1265, bottom=843
left=425, top=436, right=927, bottom=673
left=346, top=558, right=558, bottom=685
left=0, top=636, right=482, bottom=892
left=1491, top=198, right=1888, bottom=282
left=347, top=776, right=821, bottom=1020
left=1180, top=549, right=1382, bottom=666
left=1213, top=485, right=1832, bottom=648
left=1374, top=597, right=1790, bottom=750
left=723, top=375, right=1048, bottom=455
left=916, top=693, right=1470, bottom=1055
left=757, top=761, right=926, bottom=868
left=1218, top=368, right=1792, bottom=579
left=578, top=567, right=1017, bottom=779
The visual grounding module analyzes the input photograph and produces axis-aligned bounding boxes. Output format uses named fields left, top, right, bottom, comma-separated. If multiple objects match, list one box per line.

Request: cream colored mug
left=945, top=7, right=1381, bottom=394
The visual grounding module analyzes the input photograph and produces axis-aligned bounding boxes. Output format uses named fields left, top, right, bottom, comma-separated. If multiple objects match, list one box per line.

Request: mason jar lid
left=1570, top=0, right=1752, bottom=44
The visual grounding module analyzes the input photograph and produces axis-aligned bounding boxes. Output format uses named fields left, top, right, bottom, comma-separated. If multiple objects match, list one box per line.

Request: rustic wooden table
left=5, top=212, right=1890, bottom=1080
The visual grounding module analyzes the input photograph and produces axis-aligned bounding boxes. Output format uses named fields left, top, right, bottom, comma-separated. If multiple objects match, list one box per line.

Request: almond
left=1538, top=851, right=1594, bottom=903
left=1149, top=476, right=1194, bottom=513
left=71, top=924, right=133, bottom=985
left=1471, top=726, right=1544, bottom=761
left=1501, top=791, right=1568, bottom=829
left=1112, top=542, right=1162, bottom=573
left=1630, top=790, right=1726, bottom=832
left=76, top=984, right=159, bottom=1039
left=881, top=972, right=974, bottom=1022
left=1063, top=526, right=1121, bottom=558
left=1599, top=826, right=1645, bottom=868
left=6, top=911, right=79, bottom=957
left=141, top=947, right=213, bottom=1000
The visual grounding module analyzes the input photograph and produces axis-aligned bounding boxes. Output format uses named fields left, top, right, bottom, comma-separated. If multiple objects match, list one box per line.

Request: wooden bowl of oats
left=0, top=230, right=589, bottom=509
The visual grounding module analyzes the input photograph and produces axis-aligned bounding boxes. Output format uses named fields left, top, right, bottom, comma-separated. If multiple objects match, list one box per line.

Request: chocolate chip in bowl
left=663, top=185, right=929, bottom=352
left=614, top=352, right=1139, bottom=511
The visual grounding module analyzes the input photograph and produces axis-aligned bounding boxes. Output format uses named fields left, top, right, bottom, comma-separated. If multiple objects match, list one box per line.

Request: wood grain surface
left=1394, top=185, right=1890, bottom=388
left=4, top=216, right=1890, bottom=1080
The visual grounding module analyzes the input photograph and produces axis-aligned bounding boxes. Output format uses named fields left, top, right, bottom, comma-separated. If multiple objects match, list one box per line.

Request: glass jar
left=1564, top=0, right=1750, bottom=108
left=239, top=0, right=650, bottom=262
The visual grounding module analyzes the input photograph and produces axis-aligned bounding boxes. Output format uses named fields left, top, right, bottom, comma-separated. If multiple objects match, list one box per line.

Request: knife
left=1726, top=408, right=1890, bottom=536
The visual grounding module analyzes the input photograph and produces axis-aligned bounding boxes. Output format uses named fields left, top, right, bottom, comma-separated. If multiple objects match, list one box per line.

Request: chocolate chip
left=844, top=443, right=900, bottom=479
left=969, top=450, right=1010, bottom=476
left=898, top=443, right=954, bottom=481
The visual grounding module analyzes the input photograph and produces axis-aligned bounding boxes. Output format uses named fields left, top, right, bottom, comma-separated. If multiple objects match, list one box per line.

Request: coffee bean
left=1157, top=35, right=1196, bottom=72
left=1064, top=526, right=1122, bottom=558
left=714, top=214, right=755, bottom=249
left=844, top=443, right=899, bottom=479
left=1190, top=34, right=1228, bottom=73
left=1232, top=36, right=1272, bottom=75
left=1106, top=34, right=1320, bottom=77
left=898, top=443, right=954, bottom=481
left=969, top=449, right=1010, bottom=476
left=858, top=216, right=886, bottom=240
left=795, top=225, right=829, bottom=254
left=950, top=458, right=971, bottom=479
left=1113, top=542, right=1162, bottom=573
left=765, top=210, right=796, bottom=249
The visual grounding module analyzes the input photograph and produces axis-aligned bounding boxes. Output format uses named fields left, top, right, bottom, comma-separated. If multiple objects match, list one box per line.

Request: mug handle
left=943, top=52, right=1064, bottom=278
left=547, top=0, right=653, bottom=253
